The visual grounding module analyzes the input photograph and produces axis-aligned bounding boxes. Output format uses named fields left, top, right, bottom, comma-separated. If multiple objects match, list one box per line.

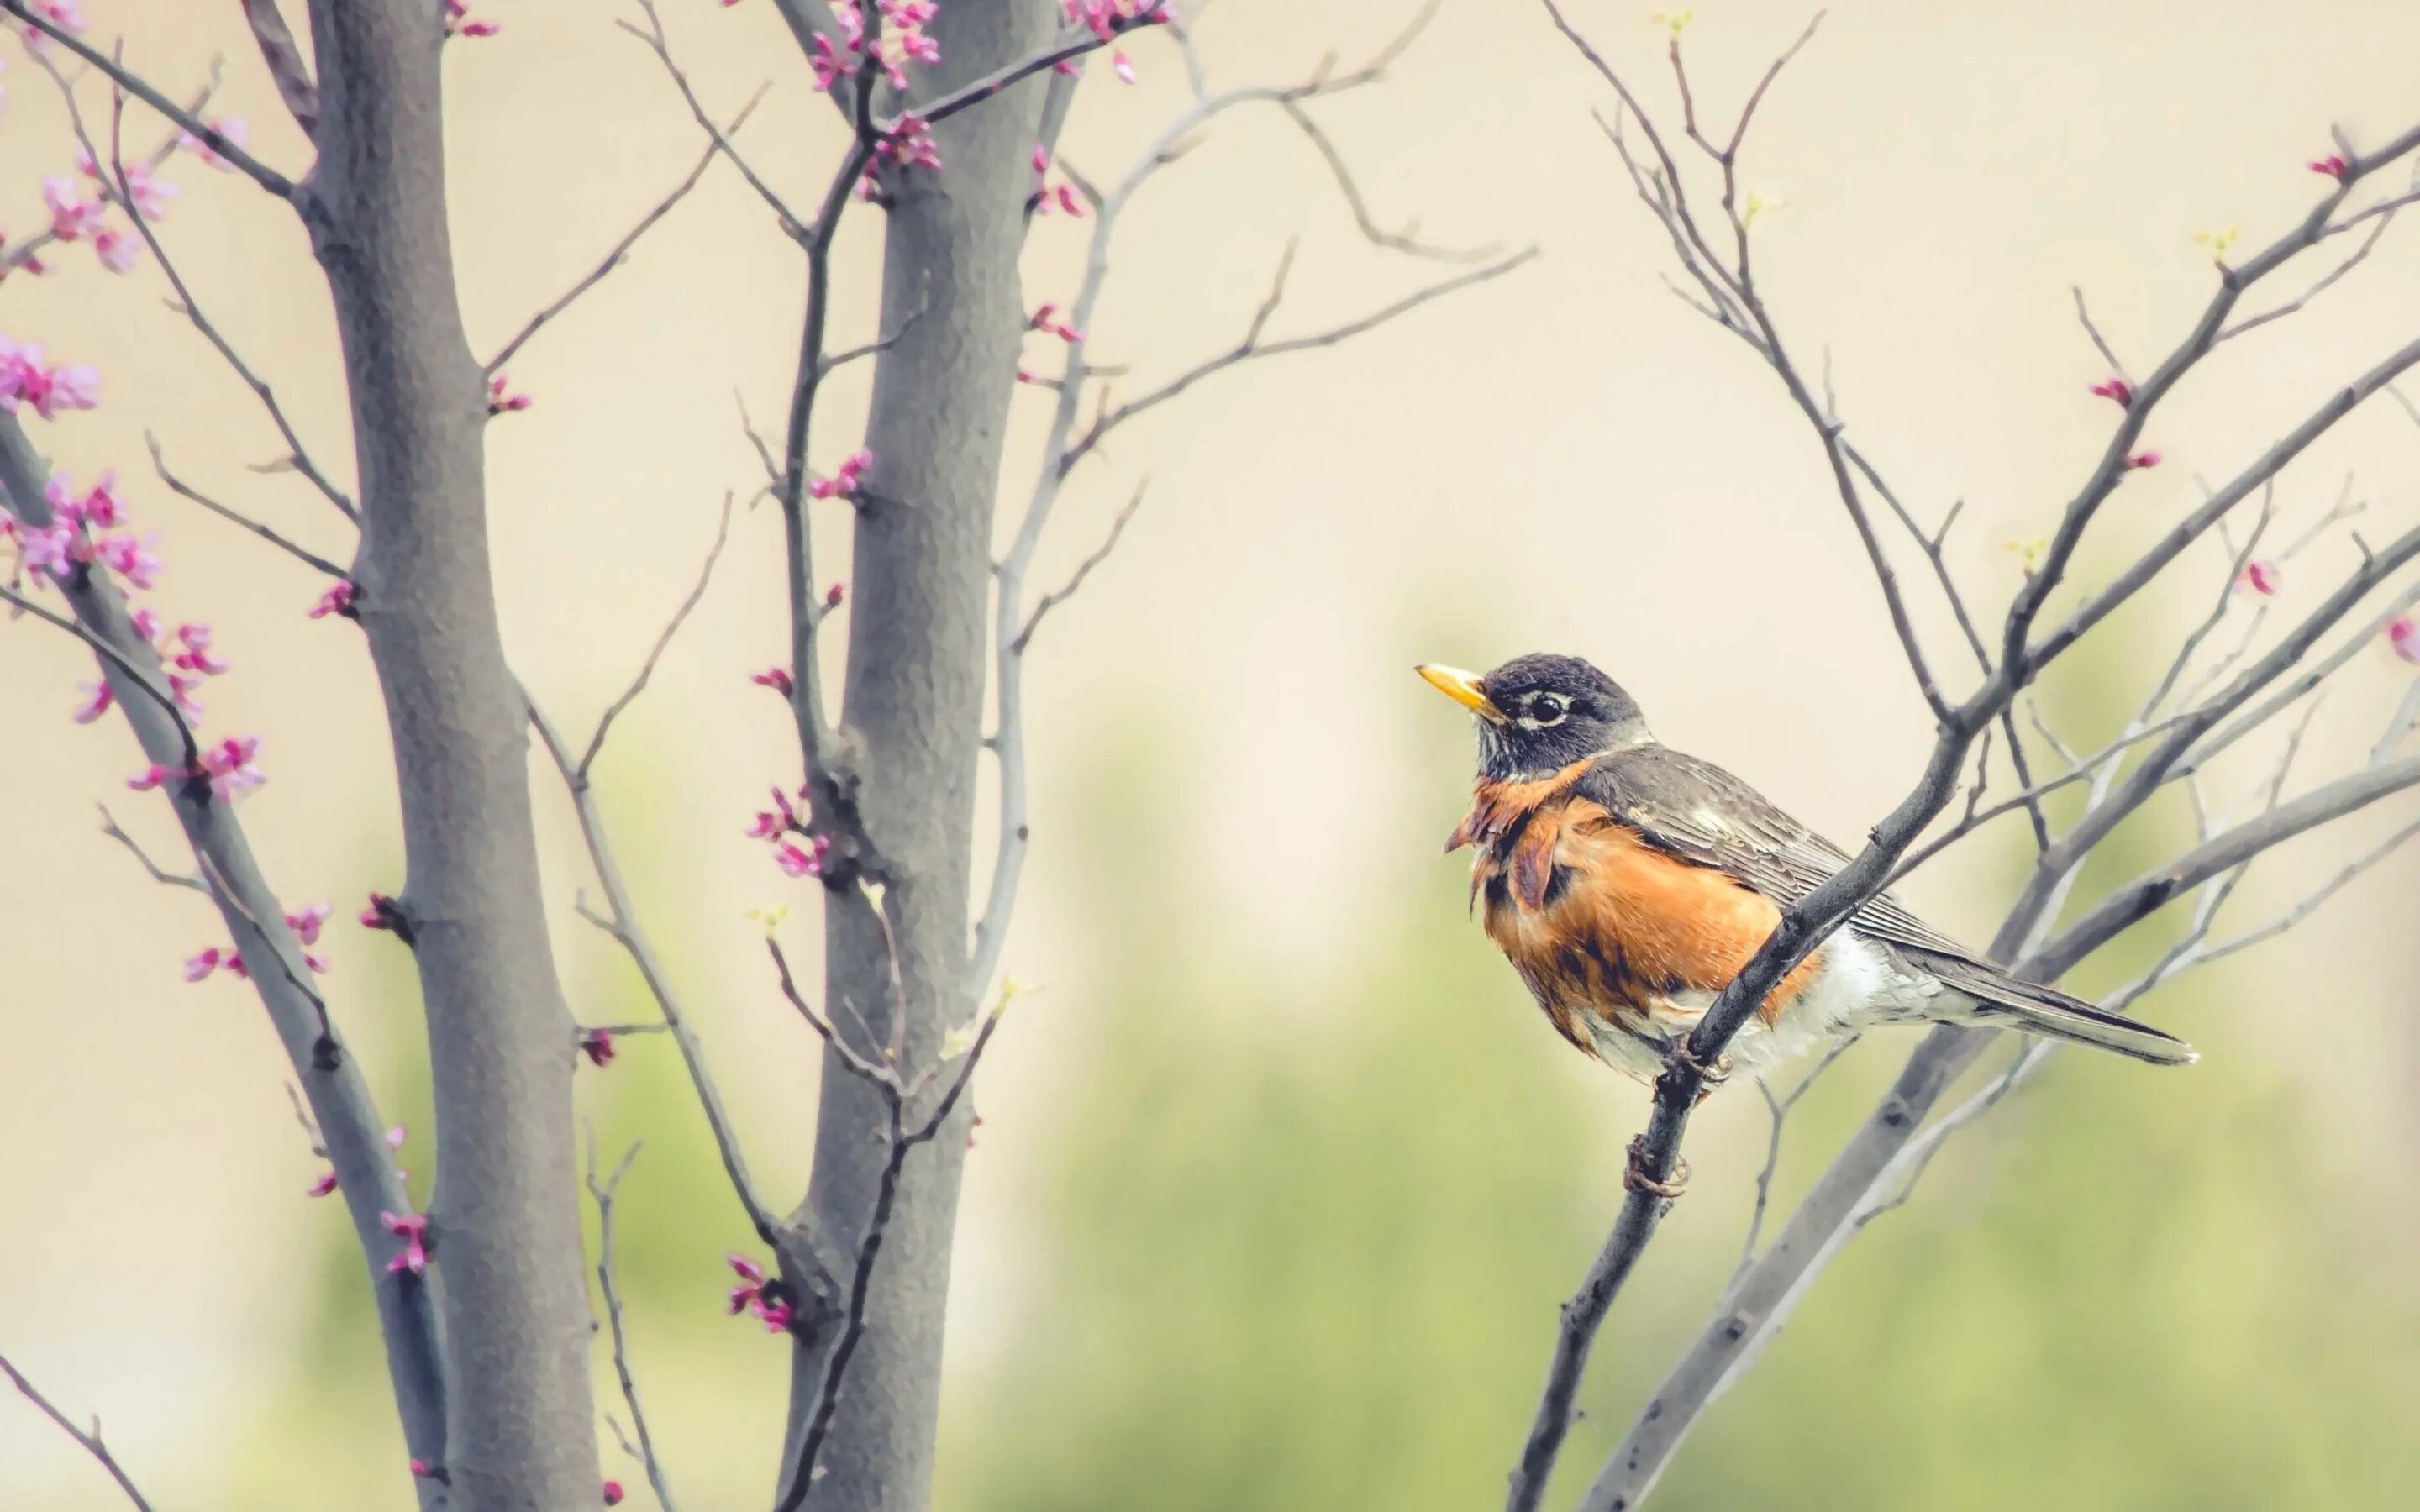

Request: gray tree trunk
left=301, top=4, right=600, bottom=1506
left=783, top=3, right=1056, bottom=1506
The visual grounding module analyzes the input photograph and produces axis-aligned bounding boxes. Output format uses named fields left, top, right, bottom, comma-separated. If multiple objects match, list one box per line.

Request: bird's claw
left=1623, top=1135, right=1691, bottom=1200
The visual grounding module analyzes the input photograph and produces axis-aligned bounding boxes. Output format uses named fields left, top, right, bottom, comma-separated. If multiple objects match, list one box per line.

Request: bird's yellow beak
left=1418, top=664, right=1507, bottom=724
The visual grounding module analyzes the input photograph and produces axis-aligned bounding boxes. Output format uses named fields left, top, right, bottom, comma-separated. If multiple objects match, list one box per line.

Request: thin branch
left=239, top=0, right=318, bottom=134
left=579, top=493, right=734, bottom=778
left=2072, top=285, right=2131, bottom=381
left=0, top=1351, right=157, bottom=1511
left=0, top=582, right=201, bottom=770
left=586, top=1137, right=679, bottom=1512
left=2217, top=188, right=2402, bottom=342
left=146, top=435, right=350, bottom=580
left=1728, top=1034, right=1856, bottom=1291
left=484, top=95, right=758, bottom=375
left=624, top=2, right=811, bottom=236
left=1013, top=478, right=1148, bottom=653
left=1057, top=247, right=1534, bottom=477
left=97, top=805, right=208, bottom=894
left=529, top=695, right=785, bottom=1251
left=56, top=69, right=355, bottom=518
left=0, top=0, right=293, bottom=197
left=1276, top=98, right=1501, bottom=263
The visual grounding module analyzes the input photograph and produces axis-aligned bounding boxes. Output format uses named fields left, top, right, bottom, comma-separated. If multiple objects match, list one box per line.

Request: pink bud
left=603, top=1483, right=626, bottom=1507
left=183, top=947, right=222, bottom=983
left=753, top=666, right=796, bottom=696
left=2126, top=450, right=2160, bottom=470
left=2237, top=559, right=2281, bottom=596
left=824, top=582, right=846, bottom=610
left=1032, top=144, right=1050, bottom=174
left=387, top=1123, right=408, bottom=1152
left=409, top=1459, right=434, bottom=1478
left=2088, top=377, right=2133, bottom=407
left=1113, top=50, right=1135, bottom=84
left=581, top=1029, right=618, bottom=1068
left=128, top=764, right=173, bottom=791
left=2308, top=153, right=2350, bottom=181
left=307, top=1169, right=339, bottom=1198
left=2391, top=617, right=2420, bottom=665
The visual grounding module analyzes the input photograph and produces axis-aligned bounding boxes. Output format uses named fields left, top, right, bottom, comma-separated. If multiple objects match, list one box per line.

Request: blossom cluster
left=747, top=782, right=832, bottom=879
left=726, top=1252, right=796, bottom=1332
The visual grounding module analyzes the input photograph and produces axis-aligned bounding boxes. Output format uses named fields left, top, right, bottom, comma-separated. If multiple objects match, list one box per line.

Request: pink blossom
left=581, top=1029, right=618, bottom=1068
left=2391, top=617, right=2420, bottom=665
left=1113, top=49, right=1135, bottom=84
left=93, top=226, right=142, bottom=274
left=1028, top=302, right=1084, bottom=344
left=2237, top=559, right=2281, bottom=596
left=118, top=164, right=178, bottom=222
left=361, top=891, right=400, bottom=931
left=1032, top=144, right=1051, bottom=175
left=776, top=836, right=830, bottom=878
left=487, top=371, right=532, bottom=414
left=304, top=950, right=331, bottom=974
left=131, top=606, right=162, bottom=643
left=755, top=1299, right=795, bottom=1333
left=127, top=764, right=173, bottom=791
left=166, top=673, right=207, bottom=717
left=2089, top=377, right=2133, bottom=407
left=2125, top=450, right=2161, bottom=470
left=809, top=449, right=874, bottom=501
left=71, top=680, right=113, bottom=723
left=306, top=1168, right=339, bottom=1198
left=224, top=952, right=250, bottom=979
left=202, top=735, right=266, bottom=801
left=603, top=1483, right=626, bottom=1507
left=727, top=1252, right=769, bottom=1314
left=387, top=1123, right=408, bottom=1152
left=382, top=1210, right=431, bottom=1275
left=308, top=580, right=358, bottom=619
left=94, top=531, right=162, bottom=590
left=178, top=117, right=250, bottom=172
left=183, top=947, right=224, bottom=983
left=18, top=521, right=75, bottom=580
left=753, top=665, right=795, bottom=696
left=746, top=809, right=785, bottom=841
left=0, top=338, right=102, bottom=419
left=408, top=1459, right=434, bottom=1478
left=460, top=19, right=501, bottom=37
left=41, top=176, right=100, bottom=241
left=174, top=622, right=231, bottom=677
left=2309, top=153, right=2350, bottom=181
left=287, top=902, right=334, bottom=946
left=48, top=468, right=123, bottom=528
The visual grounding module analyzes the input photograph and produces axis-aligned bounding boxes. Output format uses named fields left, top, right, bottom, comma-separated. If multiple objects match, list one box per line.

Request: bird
left=1418, top=653, right=2192, bottom=1179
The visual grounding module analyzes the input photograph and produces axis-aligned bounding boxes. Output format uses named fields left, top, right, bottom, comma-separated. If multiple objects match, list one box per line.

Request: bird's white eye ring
left=1522, top=692, right=1568, bottom=728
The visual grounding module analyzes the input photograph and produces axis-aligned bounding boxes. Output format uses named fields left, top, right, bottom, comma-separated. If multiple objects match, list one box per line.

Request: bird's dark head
left=1418, top=653, right=1651, bottom=780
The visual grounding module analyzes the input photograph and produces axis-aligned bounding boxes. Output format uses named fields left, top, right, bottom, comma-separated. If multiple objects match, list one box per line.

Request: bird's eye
left=1525, top=693, right=1568, bottom=726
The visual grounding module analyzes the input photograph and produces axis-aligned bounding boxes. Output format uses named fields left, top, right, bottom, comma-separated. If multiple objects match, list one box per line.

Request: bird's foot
left=1665, top=1036, right=1734, bottom=1093
left=1623, top=1135, right=1691, bottom=1200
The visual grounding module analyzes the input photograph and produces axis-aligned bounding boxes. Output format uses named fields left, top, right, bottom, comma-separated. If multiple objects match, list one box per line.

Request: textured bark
left=3, top=416, right=451, bottom=1504
left=781, top=3, right=1056, bottom=1505
left=298, top=4, right=598, bottom=1506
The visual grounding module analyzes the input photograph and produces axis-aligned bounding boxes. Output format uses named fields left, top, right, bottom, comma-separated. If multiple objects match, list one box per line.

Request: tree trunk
left=300, top=4, right=600, bottom=1506
left=783, top=3, right=1055, bottom=1506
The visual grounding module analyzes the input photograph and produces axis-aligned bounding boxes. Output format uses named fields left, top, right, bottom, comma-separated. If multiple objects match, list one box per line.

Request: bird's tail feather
left=1905, top=949, right=2197, bottom=1067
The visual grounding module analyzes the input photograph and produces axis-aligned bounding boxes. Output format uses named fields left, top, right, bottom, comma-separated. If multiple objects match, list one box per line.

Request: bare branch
left=239, top=0, right=318, bottom=134
left=1276, top=98, right=1502, bottom=263
left=484, top=96, right=756, bottom=375
left=0, top=582, right=201, bottom=771
left=97, top=805, right=208, bottom=895
left=0, top=1351, right=156, bottom=1511
left=1058, top=247, right=1534, bottom=477
left=146, top=435, right=350, bottom=580
left=0, top=0, right=293, bottom=197
left=579, top=493, right=734, bottom=778
left=1014, top=478, right=1148, bottom=653
left=625, top=2, right=812, bottom=236
left=586, top=1137, right=680, bottom=1512
left=529, top=696, right=785, bottom=1252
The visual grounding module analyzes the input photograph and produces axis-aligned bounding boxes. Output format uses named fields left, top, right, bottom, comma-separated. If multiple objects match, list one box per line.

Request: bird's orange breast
left=1454, top=772, right=1823, bottom=1056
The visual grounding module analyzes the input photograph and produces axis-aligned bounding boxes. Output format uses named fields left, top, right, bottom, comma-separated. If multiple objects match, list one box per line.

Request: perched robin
left=1419, top=654, right=2195, bottom=1112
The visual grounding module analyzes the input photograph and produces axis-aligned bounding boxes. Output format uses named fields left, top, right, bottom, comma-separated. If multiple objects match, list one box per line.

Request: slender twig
left=146, top=436, right=350, bottom=580
left=579, top=493, right=734, bottom=778
left=586, top=1137, right=680, bottom=1512
left=529, top=696, right=785, bottom=1250
left=484, top=96, right=757, bottom=375
left=1013, top=479, right=1149, bottom=653
left=57, top=69, right=355, bottom=518
left=0, top=0, right=292, bottom=197
left=97, top=805, right=208, bottom=894
left=624, top=3, right=809, bottom=235
left=0, top=583, right=201, bottom=770
left=0, top=1351, right=158, bottom=1511
left=1727, top=1035, right=1856, bottom=1291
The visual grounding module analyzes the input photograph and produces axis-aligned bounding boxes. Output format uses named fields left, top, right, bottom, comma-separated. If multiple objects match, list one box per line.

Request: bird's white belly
left=1580, top=930, right=1948, bottom=1081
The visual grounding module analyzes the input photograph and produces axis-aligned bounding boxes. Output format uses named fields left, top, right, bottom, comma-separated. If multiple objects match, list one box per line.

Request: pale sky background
left=4, top=0, right=2418, bottom=1504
